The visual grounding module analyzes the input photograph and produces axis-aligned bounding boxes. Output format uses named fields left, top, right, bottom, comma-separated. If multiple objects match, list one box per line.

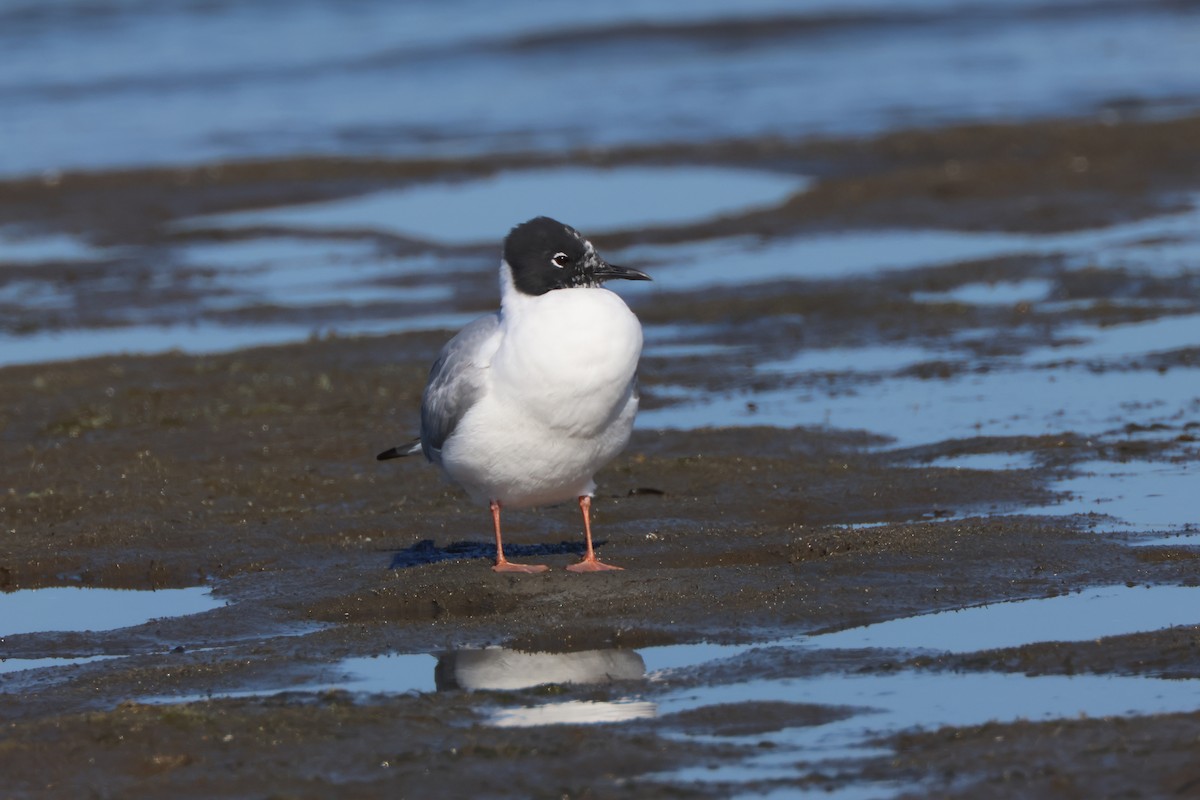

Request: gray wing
left=420, top=312, right=500, bottom=463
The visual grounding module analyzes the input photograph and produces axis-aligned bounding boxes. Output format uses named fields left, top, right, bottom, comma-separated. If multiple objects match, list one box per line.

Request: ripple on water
left=5, top=1, right=1200, bottom=176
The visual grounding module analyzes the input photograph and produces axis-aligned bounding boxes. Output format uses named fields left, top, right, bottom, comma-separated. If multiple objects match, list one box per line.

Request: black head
left=503, top=216, right=651, bottom=296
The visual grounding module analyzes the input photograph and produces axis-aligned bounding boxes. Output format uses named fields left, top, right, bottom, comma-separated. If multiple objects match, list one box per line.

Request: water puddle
left=0, top=229, right=105, bottom=264
left=0, top=165, right=806, bottom=366
left=644, top=341, right=747, bottom=359
left=630, top=584, right=1200, bottom=686
left=325, top=647, right=647, bottom=702
left=177, top=583, right=1200, bottom=702
left=494, top=585, right=1200, bottom=791
left=622, top=230, right=1030, bottom=290
left=758, top=343, right=953, bottom=375
left=177, top=236, right=381, bottom=271
left=640, top=323, right=744, bottom=359
left=620, top=195, right=1200, bottom=290
left=7, top=189, right=1197, bottom=372
left=119, top=584, right=1200, bottom=791
left=1088, top=233, right=1200, bottom=277
left=0, top=279, right=76, bottom=311
left=648, top=272, right=1200, bottom=444
left=0, top=313, right=477, bottom=368
left=1, top=586, right=222, bottom=638
left=145, top=647, right=648, bottom=709
left=1023, top=312, right=1200, bottom=364
left=1020, top=459, right=1198, bottom=534
left=655, top=672, right=1200, bottom=795
left=912, top=276, right=1056, bottom=306
left=1134, top=532, right=1200, bottom=548
left=0, top=655, right=116, bottom=677
left=0, top=586, right=224, bottom=675
left=810, top=584, right=1200, bottom=653
left=641, top=363, right=1200, bottom=448
left=178, top=237, right=454, bottom=309
left=318, top=654, right=438, bottom=695
left=917, top=452, right=1038, bottom=471
left=185, top=167, right=808, bottom=244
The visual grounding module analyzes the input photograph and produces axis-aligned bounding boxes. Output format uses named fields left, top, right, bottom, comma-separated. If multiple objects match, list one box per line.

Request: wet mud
left=3, top=112, right=1200, bottom=797
left=879, top=712, right=1200, bottom=798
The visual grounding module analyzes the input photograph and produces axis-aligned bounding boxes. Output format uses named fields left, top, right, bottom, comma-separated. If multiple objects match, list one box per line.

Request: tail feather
left=377, top=439, right=423, bottom=460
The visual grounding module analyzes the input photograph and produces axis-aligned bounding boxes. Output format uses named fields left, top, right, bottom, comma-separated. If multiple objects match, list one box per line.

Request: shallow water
left=0, top=314, right=479, bottom=368
left=622, top=229, right=1033, bottom=288
left=4, top=0, right=1199, bottom=176
left=657, top=671, right=1200, bottom=796
left=3, top=3, right=1199, bottom=795
left=0, top=229, right=105, bottom=263
left=642, top=362, right=1200, bottom=447
left=919, top=452, right=1039, bottom=471
left=0, top=586, right=222, bottom=638
left=154, top=584, right=1200, bottom=704
left=1024, top=312, right=1200, bottom=364
left=0, top=164, right=806, bottom=365
left=187, top=167, right=808, bottom=244
left=0, top=654, right=116, bottom=677
left=809, top=584, right=1200, bottom=652
left=639, top=199, right=1200, bottom=446
left=1021, top=458, right=1199, bottom=534
left=912, top=276, right=1057, bottom=306
left=0, top=586, right=224, bottom=676
left=623, top=193, right=1200, bottom=289
left=758, top=343, right=953, bottom=376
left=11, top=187, right=1199, bottom=374
left=500, top=585, right=1200, bottom=792
left=178, top=237, right=456, bottom=310
left=124, top=584, right=1200, bottom=791
left=1134, top=532, right=1200, bottom=548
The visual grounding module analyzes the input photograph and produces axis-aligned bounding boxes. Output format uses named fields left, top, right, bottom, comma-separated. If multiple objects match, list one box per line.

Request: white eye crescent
left=552, top=252, right=570, bottom=268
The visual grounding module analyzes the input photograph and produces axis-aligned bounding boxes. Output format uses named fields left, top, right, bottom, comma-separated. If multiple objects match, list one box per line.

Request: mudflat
left=3, top=112, right=1200, bottom=797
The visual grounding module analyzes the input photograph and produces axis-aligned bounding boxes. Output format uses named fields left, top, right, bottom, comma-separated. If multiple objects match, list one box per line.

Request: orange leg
left=490, top=500, right=548, bottom=574
left=566, top=495, right=623, bottom=573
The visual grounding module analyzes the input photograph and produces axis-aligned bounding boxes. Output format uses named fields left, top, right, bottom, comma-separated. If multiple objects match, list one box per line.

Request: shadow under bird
left=378, top=216, right=651, bottom=572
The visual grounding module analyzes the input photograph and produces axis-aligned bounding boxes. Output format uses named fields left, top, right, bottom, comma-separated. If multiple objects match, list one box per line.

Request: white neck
left=499, top=259, right=536, bottom=321
left=490, top=258, right=643, bottom=438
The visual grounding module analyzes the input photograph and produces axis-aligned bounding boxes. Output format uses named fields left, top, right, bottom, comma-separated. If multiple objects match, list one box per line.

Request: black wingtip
left=377, top=439, right=421, bottom=460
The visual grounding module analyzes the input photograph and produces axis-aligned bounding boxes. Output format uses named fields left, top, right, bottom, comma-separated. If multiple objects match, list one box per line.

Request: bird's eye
left=552, top=253, right=570, bottom=268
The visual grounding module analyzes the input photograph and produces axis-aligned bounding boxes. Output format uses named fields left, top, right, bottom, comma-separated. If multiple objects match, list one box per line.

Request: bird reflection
left=435, top=647, right=645, bottom=692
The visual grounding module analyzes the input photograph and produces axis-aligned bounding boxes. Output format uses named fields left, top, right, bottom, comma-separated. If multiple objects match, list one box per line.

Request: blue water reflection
left=4, top=0, right=1199, bottom=175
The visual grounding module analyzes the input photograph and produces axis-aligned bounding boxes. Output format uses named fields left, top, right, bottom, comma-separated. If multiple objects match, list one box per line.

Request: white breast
left=438, top=282, right=644, bottom=508
left=492, top=286, right=643, bottom=437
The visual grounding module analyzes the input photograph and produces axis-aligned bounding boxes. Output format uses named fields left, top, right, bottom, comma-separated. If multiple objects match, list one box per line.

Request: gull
left=378, top=217, right=650, bottom=573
